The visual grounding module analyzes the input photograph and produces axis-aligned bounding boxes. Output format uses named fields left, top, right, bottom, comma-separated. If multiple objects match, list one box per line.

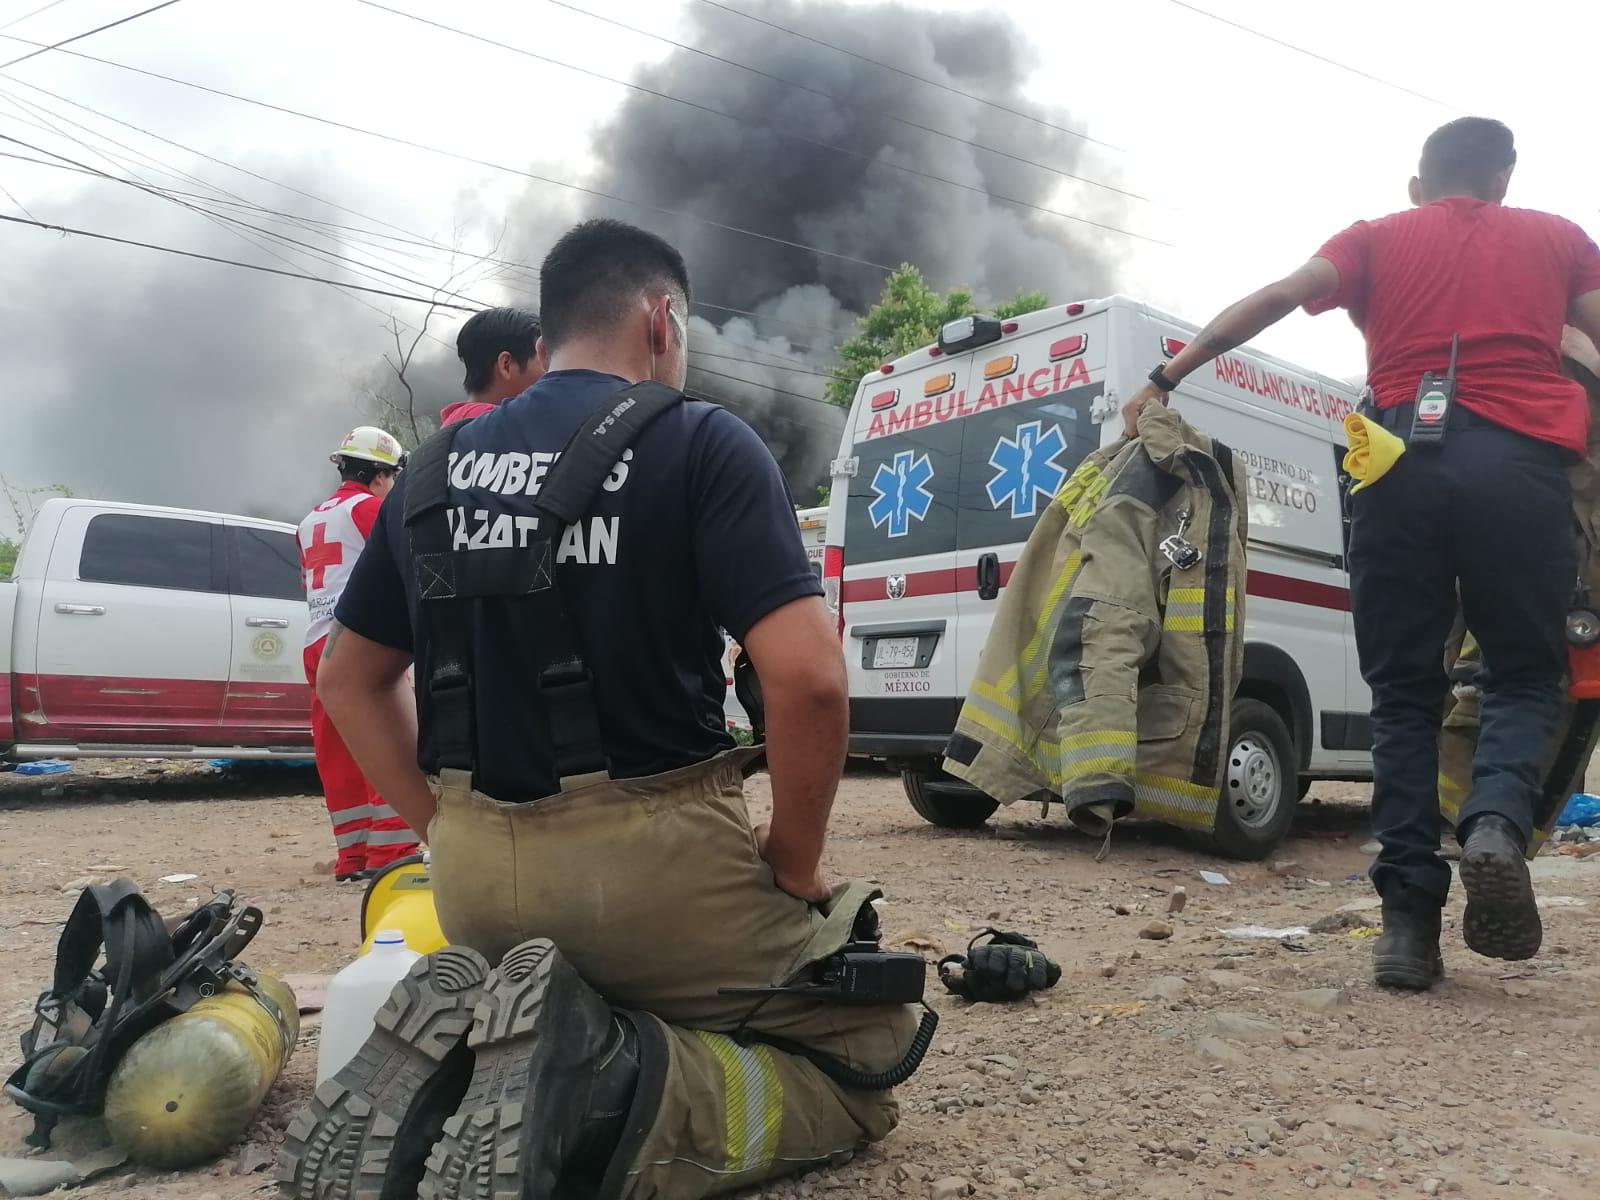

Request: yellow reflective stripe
left=1134, top=771, right=1218, bottom=825
left=694, top=1031, right=782, bottom=1181
left=1437, top=772, right=1467, bottom=824
left=971, top=678, right=1021, bottom=715
left=1060, top=755, right=1137, bottom=778
left=1163, top=614, right=1235, bottom=633
left=988, top=550, right=1083, bottom=698
left=1062, top=729, right=1135, bottom=749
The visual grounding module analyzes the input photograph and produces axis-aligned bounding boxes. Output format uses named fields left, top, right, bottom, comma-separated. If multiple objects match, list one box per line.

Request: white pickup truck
left=1, top=497, right=313, bottom=762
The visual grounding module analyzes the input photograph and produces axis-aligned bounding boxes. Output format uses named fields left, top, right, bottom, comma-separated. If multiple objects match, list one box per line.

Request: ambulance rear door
left=839, top=356, right=974, bottom=758
left=952, top=309, right=1110, bottom=695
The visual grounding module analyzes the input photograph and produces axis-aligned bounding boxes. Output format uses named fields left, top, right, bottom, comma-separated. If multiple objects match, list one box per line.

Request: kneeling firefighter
left=5, top=884, right=296, bottom=1167
left=281, top=218, right=932, bottom=1200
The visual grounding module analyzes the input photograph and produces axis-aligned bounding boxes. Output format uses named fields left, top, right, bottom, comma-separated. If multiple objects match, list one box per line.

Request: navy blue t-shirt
left=335, top=369, right=821, bottom=801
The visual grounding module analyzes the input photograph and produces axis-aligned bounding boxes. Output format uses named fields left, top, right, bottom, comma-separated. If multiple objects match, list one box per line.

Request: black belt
left=1373, top=402, right=1496, bottom=432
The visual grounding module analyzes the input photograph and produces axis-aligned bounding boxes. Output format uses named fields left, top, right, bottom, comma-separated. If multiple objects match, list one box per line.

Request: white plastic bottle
left=315, top=930, right=421, bottom=1084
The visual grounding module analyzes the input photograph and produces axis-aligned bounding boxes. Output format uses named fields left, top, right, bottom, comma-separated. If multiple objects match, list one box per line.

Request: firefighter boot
left=1372, top=898, right=1444, bottom=992
left=419, top=939, right=641, bottom=1200
left=1459, top=814, right=1543, bottom=961
left=278, top=946, right=490, bottom=1200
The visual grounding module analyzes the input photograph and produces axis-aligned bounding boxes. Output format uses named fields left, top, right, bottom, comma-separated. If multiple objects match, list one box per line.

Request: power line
left=691, top=347, right=834, bottom=380
left=0, top=0, right=180, bottom=71
left=0, top=29, right=900, bottom=274
left=0, top=72, right=546, bottom=298
left=1161, top=0, right=1454, bottom=110
left=0, top=211, right=479, bottom=309
left=0, top=1, right=77, bottom=33
left=0, top=129, right=503, bottom=307
left=543, top=0, right=1147, bottom=204
left=687, top=362, right=844, bottom=416
left=695, top=0, right=1120, bottom=153
left=0, top=173, right=33, bottom=217
left=357, top=2, right=1166, bottom=247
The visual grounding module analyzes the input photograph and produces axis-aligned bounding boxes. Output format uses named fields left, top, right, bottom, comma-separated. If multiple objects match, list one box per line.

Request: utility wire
left=357, top=2, right=1166, bottom=246
left=545, top=0, right=1147, bottom=203
left=692, top=347, right=834, bottom=380
left=0, top=29, right=900, bottom=274
left=0, top=1, right=77, bottom=33
left=688, top=362, right=841, bottom=413
left=0, top=130, right=502, bottom=307
left=0, top=0, right=180, bottom=71
left=0, top=72, right=546, bottom=301
left=1161, top=0, right=1454, bottom=110
left=0, top=211, right=478, bottom=309
left=0, top=173, right=33, bottom=216
left=695, top=0, right=1120, bottom=152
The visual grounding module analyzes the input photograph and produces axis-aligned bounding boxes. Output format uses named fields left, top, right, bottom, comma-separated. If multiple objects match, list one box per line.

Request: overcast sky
left=1, top=0, right=1595, bottom=532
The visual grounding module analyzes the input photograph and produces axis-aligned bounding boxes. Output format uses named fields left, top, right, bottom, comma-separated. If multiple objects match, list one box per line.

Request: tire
left=1204, top=698, right=1299, bottom=861
left=902, top=765, right=999, bottom=829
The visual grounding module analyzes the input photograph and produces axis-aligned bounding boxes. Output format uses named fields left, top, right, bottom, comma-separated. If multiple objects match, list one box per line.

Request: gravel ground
left=2, top=760, right=1599, bottom=1200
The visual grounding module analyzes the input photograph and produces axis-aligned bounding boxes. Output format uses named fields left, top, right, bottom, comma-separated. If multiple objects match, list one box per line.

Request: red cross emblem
left=303, top=522, right=344, bottom=589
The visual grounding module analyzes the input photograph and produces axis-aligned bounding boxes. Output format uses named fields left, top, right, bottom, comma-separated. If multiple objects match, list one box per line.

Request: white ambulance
left=722, top=506, right=831, bottom=733
left=821, top=295, right=1371, bottom=858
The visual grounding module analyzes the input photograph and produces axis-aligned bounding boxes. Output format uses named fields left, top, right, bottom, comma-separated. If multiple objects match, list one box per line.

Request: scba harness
left=5, top=882, right=270, bottom=1148
left=404, top=381, right=688, bottom=793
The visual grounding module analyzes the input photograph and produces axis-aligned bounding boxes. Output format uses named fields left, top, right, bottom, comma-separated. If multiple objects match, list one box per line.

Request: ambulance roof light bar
left=938, top=314, right=1003, bottom=356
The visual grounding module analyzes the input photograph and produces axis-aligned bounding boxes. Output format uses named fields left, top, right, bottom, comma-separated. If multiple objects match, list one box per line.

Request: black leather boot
left=1373, top=899, right=1444, bottom=991
left=1460, top=813, right=1542, bottom=961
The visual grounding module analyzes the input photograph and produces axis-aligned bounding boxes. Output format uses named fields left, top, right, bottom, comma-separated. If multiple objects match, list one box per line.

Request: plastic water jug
left=316, top=930, right=420, bottom=1084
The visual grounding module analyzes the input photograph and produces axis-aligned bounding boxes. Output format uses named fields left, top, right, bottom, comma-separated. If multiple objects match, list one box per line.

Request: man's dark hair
left=337, top=457, right=397, bottom=486
left=1419, top=118, right=1516, bottom=199
left=539, top=218, right=691, bottom=349
left=456, top=306, right=541, bottom=394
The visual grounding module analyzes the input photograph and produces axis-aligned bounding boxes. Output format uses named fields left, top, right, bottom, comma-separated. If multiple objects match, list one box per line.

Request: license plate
left=871, top=637, right=919, bottom=669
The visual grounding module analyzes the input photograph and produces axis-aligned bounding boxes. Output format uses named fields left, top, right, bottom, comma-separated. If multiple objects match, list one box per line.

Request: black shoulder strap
left=52, top=881, right=171, bottom=1004
left=404, top=381, right=686, bottom=791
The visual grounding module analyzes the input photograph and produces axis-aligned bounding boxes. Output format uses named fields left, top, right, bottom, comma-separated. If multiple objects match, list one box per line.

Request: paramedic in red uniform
left=1121, top=118, right=1600, bottom=989
left=440, top=306, right=544, bottom=426
left=298, top=427, right=419, bottom=879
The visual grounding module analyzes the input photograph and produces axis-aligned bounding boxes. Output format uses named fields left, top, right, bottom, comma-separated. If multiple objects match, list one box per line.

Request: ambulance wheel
left=1205, top=699, right=1298, bottom=861
left=903, top=765, right=999, bottom=829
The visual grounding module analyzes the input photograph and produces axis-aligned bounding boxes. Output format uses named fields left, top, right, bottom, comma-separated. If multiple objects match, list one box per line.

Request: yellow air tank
left=359, top=854, right=447, bottom=955
left=102, top=973, right=298, bottom=1168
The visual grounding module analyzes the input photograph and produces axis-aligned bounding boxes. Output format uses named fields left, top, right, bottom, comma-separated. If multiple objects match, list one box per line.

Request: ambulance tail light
left=1161, top=337, right=1187, bottom=358
left=1065, top=303, right=1086, bottom=316
left=823, top=545, right=846, bottom=640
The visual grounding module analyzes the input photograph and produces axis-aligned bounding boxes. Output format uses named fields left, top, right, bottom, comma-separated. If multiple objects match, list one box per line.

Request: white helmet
left=331, top=426, right=404, bottom=468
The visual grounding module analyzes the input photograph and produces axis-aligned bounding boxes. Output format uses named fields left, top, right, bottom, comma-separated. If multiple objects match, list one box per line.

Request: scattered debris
left=1311, top=910, right=1372, bottom=934
left=1198, top=870, right=1231, bottom=886
left=1221, top=925, right=1311, bottom=940
left=1138, top=976, right=1187, bottom=1003
left=1167, top=886, right=1188, bottom=914
left=0, top=1149, right=127, bottom=1196
left=1139, top=920, right=1174, bottom=941
left=159, top=873, right=200, bottom=884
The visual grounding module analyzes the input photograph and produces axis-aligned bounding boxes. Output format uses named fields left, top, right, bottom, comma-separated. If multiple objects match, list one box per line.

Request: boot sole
left=419, top=939, right=615, bottom=1200
left=277, top=946, right=490, bottom=1200
left=1460, top=842, right=1542, bottom=961
left=1373, top=954, right=1443, bottom=992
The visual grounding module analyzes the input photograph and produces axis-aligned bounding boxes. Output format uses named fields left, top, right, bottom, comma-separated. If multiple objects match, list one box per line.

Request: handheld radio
left=1408, top=335, right=1460, bottom=448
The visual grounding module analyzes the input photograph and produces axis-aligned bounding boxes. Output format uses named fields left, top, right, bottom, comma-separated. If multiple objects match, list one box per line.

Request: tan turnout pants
left=427, top=750, right=918, bottom=1200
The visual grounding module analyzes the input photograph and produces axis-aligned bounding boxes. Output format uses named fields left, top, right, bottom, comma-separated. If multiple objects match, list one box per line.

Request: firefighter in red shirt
left=298, top=427, right=419, bottom=879
left=439, top=306, right=544, bottom=426
left=1123, top=118, right=1600, bottom=990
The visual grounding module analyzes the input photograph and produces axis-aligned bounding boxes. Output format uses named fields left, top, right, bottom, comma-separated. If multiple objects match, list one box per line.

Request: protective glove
left=938, top=929, right=1061, bottom=1003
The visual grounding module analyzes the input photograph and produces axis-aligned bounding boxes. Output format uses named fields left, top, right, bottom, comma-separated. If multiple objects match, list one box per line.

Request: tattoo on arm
left=1199, top=332, right=1243, bottom=354
left=322, top=623, right=344, bottom=661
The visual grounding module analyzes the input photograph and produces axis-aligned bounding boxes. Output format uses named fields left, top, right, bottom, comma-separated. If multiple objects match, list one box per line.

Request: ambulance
left=723, top=506, right=831, bottom=733
left=821, top=295, right=1371, bottom=857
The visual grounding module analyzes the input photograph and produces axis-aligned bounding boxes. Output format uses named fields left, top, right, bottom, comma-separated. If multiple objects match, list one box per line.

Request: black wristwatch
left=1148, top=364, right=1179, bottom=393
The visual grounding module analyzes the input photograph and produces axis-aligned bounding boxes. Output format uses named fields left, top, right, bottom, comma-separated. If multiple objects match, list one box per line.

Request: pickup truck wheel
left=902, top=765, right=999, bottom=829
left=1203, top=699, right=1299, bottom=861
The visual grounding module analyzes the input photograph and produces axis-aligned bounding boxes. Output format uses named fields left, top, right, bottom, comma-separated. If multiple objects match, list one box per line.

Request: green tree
left=824, top=264, right=1049, bottom=407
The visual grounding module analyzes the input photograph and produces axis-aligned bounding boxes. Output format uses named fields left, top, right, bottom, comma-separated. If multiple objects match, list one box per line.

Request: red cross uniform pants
left=303, top=641, right=419, bottom=875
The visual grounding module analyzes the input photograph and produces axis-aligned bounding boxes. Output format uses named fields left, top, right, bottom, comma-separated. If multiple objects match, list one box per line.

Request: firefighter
left=1121, top=117, right=1600, bottom=988
left=285, top=220, right=916, bottom=1200
left=440, top=305, right=544, bottom=425
left=296, top=427, right=418, bottom=881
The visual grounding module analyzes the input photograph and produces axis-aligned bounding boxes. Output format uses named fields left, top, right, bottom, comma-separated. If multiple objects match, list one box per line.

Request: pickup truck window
left=232, top=526, right=305, bottom=601
left=79, top=513, right=217, bottom=592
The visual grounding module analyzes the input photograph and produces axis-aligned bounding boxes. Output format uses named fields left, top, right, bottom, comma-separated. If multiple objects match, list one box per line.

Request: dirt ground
left=2, top=761, right=1599, bottom=1200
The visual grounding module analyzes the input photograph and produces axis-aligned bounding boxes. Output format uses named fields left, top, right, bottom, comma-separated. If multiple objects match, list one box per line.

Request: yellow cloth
left=1343, top=412, right=1406, bottom=492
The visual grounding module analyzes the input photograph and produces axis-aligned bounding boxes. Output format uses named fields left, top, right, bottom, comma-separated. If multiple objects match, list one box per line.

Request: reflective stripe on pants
left=303, top=641, right=419, bottom=873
